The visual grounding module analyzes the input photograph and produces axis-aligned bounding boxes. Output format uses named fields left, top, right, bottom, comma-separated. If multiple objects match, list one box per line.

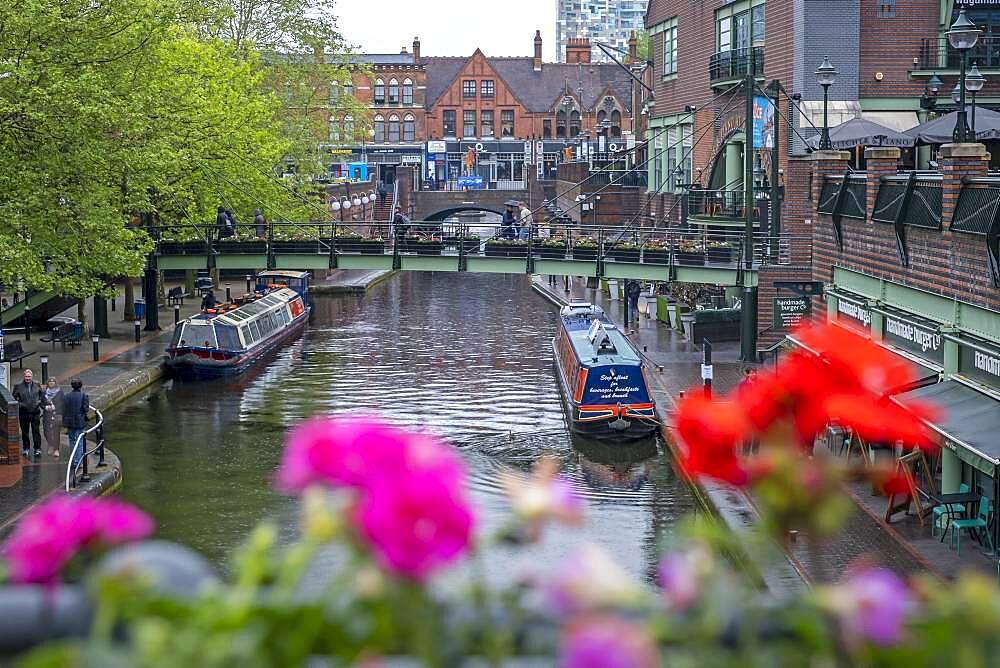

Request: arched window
left=403, top=78, right=413, bottom=106
left=570, top=110, right=581, bottom=138
left=374, top=79, right=385, bottom=106
left=596, top=110, right=607, bottom=125
left=403, top=114, right=415, bottom=142
left=388, top=79, right=399, bottom=105
left=329, top=81, right=340, bottom=105
left=611, top=110, right=622, bottom=138
left=388, top=115, right=400, bottom=143
left=556, top=110, right=568, bottom=138
left=328, top=115, right=339, bottom=143
left=373, top=114, right=385, bottom=142
left=344, top=115, right=354, bottom=142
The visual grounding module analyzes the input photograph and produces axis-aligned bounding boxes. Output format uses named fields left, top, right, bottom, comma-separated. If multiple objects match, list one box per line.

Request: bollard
left=40, top=355, right=49, bottom=384
left=23, top=306, right=30, bottom=341
left=134, top=320, right=141, bottom=343
left=110, top=292, right=116, bottom=312
left=702, top=338, right=713, bottom=398
left=245, top=275, right=252, bottom=294
left=0, top=327, right=4, bottom=361
left=92, top=335, right=100, bottom=362
left=96, top=422, right=106, bottom=468
left=174, top=305, right=180, bottom=326
left=225, top=284, right=231, bottom=302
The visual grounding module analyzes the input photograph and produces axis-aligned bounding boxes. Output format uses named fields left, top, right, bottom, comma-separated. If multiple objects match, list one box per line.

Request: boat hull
left=552, top=338, right=659, bottom=442
left=166, top=310, right=310, bottom=379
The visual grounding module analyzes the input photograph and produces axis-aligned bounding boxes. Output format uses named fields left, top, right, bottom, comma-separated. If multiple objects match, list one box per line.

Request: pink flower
left=658, top=550, right=705, bottom=612
left=501, top=457, right=584, bottom=541
left=559, top=616, right=658, bottom=668
left=546, top=544, right=642, bottom=616
left=355, top=468, right=474, bottom=581
left=4, top=496, right=154, bottom=584
left=827, top=568, right=913, bottom=647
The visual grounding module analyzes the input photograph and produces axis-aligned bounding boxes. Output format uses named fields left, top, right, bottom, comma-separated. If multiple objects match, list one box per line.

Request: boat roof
left=257, top=270, right=310, bottom=280
left=562, top=314, right=641, bottom=366
left=190, top=288, right=299, bottom=325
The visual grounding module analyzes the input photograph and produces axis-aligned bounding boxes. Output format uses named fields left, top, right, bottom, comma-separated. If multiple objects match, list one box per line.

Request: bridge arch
left=423, top=205, right=505, bottom=222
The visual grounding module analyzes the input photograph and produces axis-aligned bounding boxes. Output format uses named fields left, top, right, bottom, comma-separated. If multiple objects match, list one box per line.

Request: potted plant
left=159, top=235, right=208, bottom=255
left=484, top=238, right=528, bottom=257
left=605, top=241, right=640, bottom=263
left=641, top=239, right=670, bottom=265
left=674, top=240, right=705, bottom=266
left=571, top=235, right=598, bottom=260
left=451, top=235, right=481, bottom=254
left=272, top=230, right=321, bottom=254
left=414, top=237, right=444, bottom=255
left=535, top=237, right=568, bottom=259
left=706, top=240, right=736, bottom=264
left=216, top=231, right=266, bottom=255
left=670, top=283, right=713, bottom=336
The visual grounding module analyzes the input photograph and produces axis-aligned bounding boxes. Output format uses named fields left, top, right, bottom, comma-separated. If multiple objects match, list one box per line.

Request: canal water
left=109, top=272, right=697, bottom=583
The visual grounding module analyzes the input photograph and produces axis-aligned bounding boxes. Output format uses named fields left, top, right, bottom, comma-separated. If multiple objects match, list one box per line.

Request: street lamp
left=946, top=6, right=982, bottom=143
left=966, top=63, right=986, bottom=137
left=921, top=73, right=943, bottom=111
left=815, top=56, right=838, bottom=151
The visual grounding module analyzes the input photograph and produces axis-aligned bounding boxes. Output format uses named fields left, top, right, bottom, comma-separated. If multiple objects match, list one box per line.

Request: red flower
left=674, top=395, right=749, bottom=486
left=824, top=394, right=939, bottom=452
left=793, top=322, right=916, bottom=396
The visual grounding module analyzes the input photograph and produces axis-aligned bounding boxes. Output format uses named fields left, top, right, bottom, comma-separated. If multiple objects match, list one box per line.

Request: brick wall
left=1, top=387, right=19, bottom=464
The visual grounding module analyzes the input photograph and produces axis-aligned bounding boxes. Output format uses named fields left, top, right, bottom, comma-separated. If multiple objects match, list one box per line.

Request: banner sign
left=773, top=296, right=811, bottom=330
left=959, top=338, right=1000, bottom=390
left=836, top=298, right=871, bottom=331
left=882, top=314, right=944, bottom=364
left=0, top=362, right=9, bottom=390
left=753, top=96, right=775, bottom=149
left=426, top=140, right=446, bottom=154
left=457, top=175, right=484, bottom=188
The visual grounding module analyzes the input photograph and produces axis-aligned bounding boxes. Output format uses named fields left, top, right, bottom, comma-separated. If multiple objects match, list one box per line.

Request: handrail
left=65, top=407, right=105, bottom=492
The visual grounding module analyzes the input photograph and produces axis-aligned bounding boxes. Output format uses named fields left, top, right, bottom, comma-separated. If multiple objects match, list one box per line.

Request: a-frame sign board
left=884, top=450, right=937, bottom=525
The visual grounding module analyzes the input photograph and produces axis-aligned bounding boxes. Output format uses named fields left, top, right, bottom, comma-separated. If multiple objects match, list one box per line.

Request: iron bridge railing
left=65, top=407, right=106, bottom=492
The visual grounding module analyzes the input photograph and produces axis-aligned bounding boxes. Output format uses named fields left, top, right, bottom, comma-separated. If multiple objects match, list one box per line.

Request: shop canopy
left=898, top=380, right=1000, bottom=475
left=806, top=117, right=915, bottom=150
left=905, top=106, right=1000, bottom=145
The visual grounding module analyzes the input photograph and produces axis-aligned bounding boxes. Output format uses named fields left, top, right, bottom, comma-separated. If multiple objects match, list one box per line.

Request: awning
left=861, top=111, right=921, bottom=133
left=898, top=380, right=1000, bottom=475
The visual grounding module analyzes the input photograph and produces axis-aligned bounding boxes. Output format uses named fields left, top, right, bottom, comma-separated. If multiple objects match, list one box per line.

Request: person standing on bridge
left=517, top=202, right=532, bottom=241
left=253, top=209, right=266, bottom=238
left=13, top=369, right=47, bottom=459
left=63, top=378, right=89, bottom=472
left=501, top=204, right=517, bottom=240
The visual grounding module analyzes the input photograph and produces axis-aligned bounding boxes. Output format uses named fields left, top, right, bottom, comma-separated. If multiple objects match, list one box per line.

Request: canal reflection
left=110, top=272, right=696, bottom=582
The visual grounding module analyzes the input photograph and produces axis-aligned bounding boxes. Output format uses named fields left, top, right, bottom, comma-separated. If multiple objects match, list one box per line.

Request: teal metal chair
left=949, top=495, right=993, bottom=556
left=932, top=483, right=970, bottom=538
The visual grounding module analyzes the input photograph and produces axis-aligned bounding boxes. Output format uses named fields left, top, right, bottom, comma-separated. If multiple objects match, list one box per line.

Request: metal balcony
left=709, top=47, right=765, bottom=84
left=917, top=36, right=1000, bottom=70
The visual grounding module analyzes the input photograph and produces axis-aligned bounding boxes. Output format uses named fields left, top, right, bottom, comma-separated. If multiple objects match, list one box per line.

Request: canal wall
left=312, top=270, right=398, bottom=295
left=529, top=276, right=809, bottom=597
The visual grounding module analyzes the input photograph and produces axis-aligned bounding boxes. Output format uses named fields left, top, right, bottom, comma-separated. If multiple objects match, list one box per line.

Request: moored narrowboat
left=553, top=303, right=659, bottom=441
left=166, top=271, right=311, bottom=379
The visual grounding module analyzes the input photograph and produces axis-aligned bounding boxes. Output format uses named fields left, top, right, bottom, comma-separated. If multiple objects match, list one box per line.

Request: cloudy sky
left=335, top=0, right=560, bottom=60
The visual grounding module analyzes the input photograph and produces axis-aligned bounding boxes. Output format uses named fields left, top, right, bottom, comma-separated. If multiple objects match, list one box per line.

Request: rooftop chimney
left=565, top=38, right=592, bottom=64
left=628, top=31, right=637, bottom=65
left=413, top=36, right=421, bottom=63
left=534, top=30, right=543, bottom=71
left=400, top=46, right=408, bottom=54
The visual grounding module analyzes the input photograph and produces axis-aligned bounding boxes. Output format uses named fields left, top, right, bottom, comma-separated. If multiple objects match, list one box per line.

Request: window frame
left=481, top=79, right=495, bottom=99
left=388, top=115, right=401, bottom=143
left=443, top=110, right=457, bottom=137
left=663, top=24, right=678, bottom=76
left=480, top=109, right=494, bottom=137
left=374, top=78, right=385, bottom=106
left=463, top=110, right=476, bottom=137
left=373, top=114, right=385, bottom=142
left=388, top=78, right=400, bottom=105
left=403, top=114, right=415, bottom=142
left=402, top=78, right=414, bottom=105
left=463, top=80, right=477, bottom=99
left=500, top=109, right=515, bottom=137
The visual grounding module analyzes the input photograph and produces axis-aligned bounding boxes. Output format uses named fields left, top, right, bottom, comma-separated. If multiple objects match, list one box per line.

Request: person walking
left=501, top=204, right=517, bottom=240
left=215, top=206, right=229, bottom=241
left=201, top=290, right=218, bottom=311
left=378, top=180, right=389, bottom=206
left=43, top=378, right=65, bottom=458
left=253, top=209, right=266, bottom=238
left=625, top=280, right=642, bottom=326
left=12, top=369, right=47, bottom=459
left=517, top=202, right=532, bottom=241
left=63, top=378, right=90, bottom=472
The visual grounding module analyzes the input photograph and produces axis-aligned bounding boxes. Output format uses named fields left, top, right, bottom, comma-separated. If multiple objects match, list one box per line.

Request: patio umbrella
left=906, top=106, right=1000, bottom=145
left=806, top=117, right=915, bottom=149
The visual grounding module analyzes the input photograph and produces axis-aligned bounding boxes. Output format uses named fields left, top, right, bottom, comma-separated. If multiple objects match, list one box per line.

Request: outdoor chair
left=948, top=495, right=993, bottom=556
left=932, top=483, right=970, bottom=538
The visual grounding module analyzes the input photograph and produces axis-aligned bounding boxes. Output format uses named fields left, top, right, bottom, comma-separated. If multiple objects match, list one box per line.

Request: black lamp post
left=815, top=56, right=838, bottom=151
left=966, top=63, right=986, bottom=137
left=921, top=73, right=942, bottom=111
left=947, top=6, right=982, bottom=143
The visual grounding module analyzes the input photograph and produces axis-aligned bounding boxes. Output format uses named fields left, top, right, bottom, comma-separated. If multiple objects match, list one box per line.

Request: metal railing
left=65, top=407, right=105, bottom=492
left=918, top=36, right=1000, bottom=70
left=688, top=187, right=772, bottom=219
left=709, top=46, right=765, bottom=82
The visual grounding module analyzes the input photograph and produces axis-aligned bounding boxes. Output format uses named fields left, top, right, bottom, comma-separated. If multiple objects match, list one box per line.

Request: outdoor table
left=938, top=491, right=980, bottom=543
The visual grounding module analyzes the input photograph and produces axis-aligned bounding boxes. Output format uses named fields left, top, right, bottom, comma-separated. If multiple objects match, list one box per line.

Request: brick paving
left=536, top=275, right=987, bottom=584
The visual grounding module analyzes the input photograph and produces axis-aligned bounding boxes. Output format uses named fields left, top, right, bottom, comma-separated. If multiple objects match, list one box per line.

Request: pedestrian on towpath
left=63, top=378, right=89, bottom=472
left=13, top=369, right=47, bottom=459
left=43, top=378, right=65, bottom=459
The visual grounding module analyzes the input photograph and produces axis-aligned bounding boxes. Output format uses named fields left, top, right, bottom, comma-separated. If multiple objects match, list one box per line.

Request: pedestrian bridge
left=151, top=223, right=807, bottom=287
left=412, top=188, right=531, bottom=221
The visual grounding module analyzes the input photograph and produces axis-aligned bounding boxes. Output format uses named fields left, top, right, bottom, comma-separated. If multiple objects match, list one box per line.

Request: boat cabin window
left=215, top=324, right=241, bottom=350
left=249, top=320, right=262, bottom=342
left=186, top=321, right=217, bottom=348
left=170, top=324, right=186, bottom=348
left=240, top=325, right=252, bottom=345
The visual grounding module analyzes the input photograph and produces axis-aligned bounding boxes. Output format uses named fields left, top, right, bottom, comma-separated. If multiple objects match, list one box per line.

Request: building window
left=663, top=24, right=677, bottom=75
left=718, top=17, right=731, bottom=52
left=543, top=119, right=552, bottom=139
left=463, top=110, right=476, bottom=137
left=569, top=110, right=581, bottom=138
left=403, top=114, right=415, bottom=142
left=344, top=116, right=354, bottom=142
left=373, top=114, right=385, bottom=142
left=374, top=79, right=385, bottom=106
left=328, top=116, right=339, bottom=143
left=344, top=82, right=354, bottom=98
left=556, top=111, right=567, bottom=138
left=501, top=110, right=514, bottom=137
left=717, top=2, right=765, bottom=52
left=481, top=80, right=495, bottom=98
left=876, top=0, right=895, bottom=17
left=329, top=81, right=339, bottom=105
left=611, top=110, right=622, bottom=138
left=388, top=115, right=400, bottom=143
left=443, top=110, right=456, bottom=136
left=403, top=78, right=413, bottom=105
left=481, top=110, right=494, bottom=136
left=388, top=79, right=399, bottom=105
left=463, top=80, right=476, bottom=99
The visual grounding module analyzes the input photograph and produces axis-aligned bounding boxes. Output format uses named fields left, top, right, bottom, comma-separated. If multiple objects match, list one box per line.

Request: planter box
left=216, top=241, right=266, bottom=254
left=675, top=251, right=705, bottom=266
left=536, top=245, right=568, bottom=259
left=159, top=241, right=207, bottom=255
left=335, top=239, right=385, bottom=255
left=642, top=249, right=670, bottom=264
left=485, top=245, right=528, bottom=257
left=707, top=247, right=735, bottom=263
left=571, top=247, right=598, bottom=260
left=607, top=248, right=641, bottom=263
left=272, top=241, right=322, bottom=254
left=413, top=243, right=444, bottom=255
left=451, top=239, right=482, bottom=254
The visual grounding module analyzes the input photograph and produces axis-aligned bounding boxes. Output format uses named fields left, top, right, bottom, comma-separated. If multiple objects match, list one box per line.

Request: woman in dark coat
left=501, top=205, right=517, bottom=239
left=43, top=378, right=65, bottom=458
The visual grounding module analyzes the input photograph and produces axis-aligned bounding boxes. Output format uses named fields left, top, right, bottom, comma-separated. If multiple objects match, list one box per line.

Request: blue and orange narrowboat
left=553, top=303, right=659, bottom=441
left=166, top=271, right=311, bottom=379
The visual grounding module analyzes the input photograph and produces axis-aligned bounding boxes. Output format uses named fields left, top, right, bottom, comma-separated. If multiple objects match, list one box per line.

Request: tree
left=634, top=29, right=651, bottom=64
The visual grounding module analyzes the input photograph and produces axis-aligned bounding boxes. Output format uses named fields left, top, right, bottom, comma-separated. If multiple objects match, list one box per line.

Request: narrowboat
left=166, top=271, right=311, bottom=379
left=553, top=303, right=658, bottom=441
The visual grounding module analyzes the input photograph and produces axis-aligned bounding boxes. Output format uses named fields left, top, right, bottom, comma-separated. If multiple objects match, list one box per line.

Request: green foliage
left=634, top=29, right=651, bottom=63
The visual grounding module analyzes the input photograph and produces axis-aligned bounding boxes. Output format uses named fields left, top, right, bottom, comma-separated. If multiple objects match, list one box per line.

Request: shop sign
left=836, top=298, right=871, bottom=330
left=426, top=140, right=446, bottom=154
left=401, top=155, right=421, bottom=164
left=772, top=296, right=811, bottom=330
left=959, top=339, right=1000, bottom=389
left=882, top=314, right=944, bottom=363
left=0, top=362, right=8, bottom=390
left=457, top=175, right=484, bottom=188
